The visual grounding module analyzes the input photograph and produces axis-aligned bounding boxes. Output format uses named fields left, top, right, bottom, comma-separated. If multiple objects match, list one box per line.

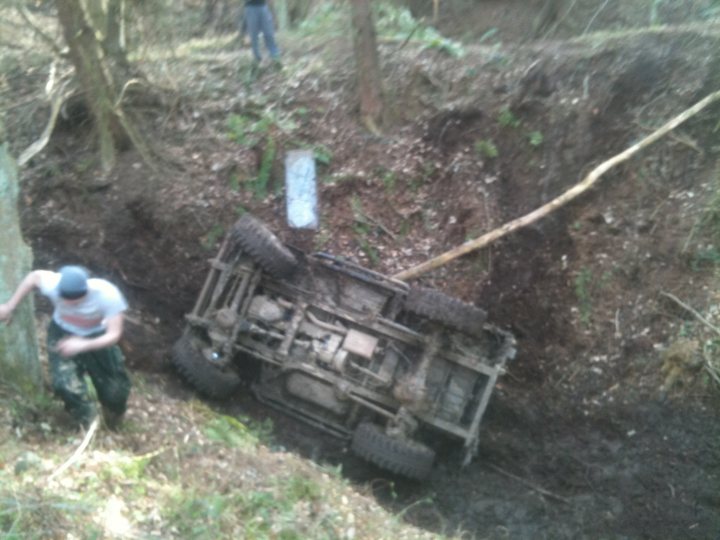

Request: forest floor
left=2, top=2, right=720, bottom=539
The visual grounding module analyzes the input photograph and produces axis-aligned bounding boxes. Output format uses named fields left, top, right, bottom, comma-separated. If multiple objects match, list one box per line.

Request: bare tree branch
left=487, top=463, right=570, bottom=504
left=18, top=66, right=74, bottom=166
left=16, top=5, right=65, bottom=57
left=48, top=417, right=99, bottom=481
left=660, top=291, right=720, bottom=336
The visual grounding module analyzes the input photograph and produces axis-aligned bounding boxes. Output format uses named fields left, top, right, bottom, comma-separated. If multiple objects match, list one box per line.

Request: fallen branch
left=114, top=78, right=145, bottom=109
left=362, top=114, right=382, bottom=136
left=660, top=291, right=720, bottom=337
left=18, top=62, right=75, bottom=167
left=704, top=357, right=720, bottom=386
left=48, top=417, right=99, bottom=481
left=354, top=214, right=396, bottom=240
left=395, top=21, right=423, bottom=51
left=487, top=463, right=570, bottom=504
left=393, top=89, right=720, bottom=281
left=633, top=121, right=703, bottom=155
left=18, top=80, right=72, bottom=167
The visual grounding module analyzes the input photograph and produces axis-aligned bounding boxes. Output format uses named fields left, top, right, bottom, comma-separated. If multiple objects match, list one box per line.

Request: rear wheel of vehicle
left=351, top=422, right=435, bottom=480
left=172, top=331, right=241, bottom=399
left=404, top=286, right=487, bottom=335
left=230, top=214, right=298, bottom=279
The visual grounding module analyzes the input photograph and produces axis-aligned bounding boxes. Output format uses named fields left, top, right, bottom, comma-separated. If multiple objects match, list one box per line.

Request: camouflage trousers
left=47, top=321, right=132, bottom=428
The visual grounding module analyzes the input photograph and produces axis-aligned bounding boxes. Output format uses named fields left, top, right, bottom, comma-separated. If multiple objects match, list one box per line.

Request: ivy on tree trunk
left=0, top=124, right=41, bottom=390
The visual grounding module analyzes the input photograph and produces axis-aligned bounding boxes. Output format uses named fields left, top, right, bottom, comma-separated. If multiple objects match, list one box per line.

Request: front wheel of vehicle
left=350, top=422, right=435, bottom=481
left=172, top=331, right=241, bottom=399
left=230, top=214, right=298, bottom=279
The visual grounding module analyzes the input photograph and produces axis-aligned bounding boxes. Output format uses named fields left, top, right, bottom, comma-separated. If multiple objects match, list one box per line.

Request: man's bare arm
left=0, top=270, right=49, bottom=323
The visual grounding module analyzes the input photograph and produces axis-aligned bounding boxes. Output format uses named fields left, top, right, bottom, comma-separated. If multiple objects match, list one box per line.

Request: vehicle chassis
left=173, top=215, right=516, bottom=479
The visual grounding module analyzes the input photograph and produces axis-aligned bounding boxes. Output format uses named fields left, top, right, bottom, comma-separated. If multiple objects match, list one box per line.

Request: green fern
left=498, top=106, right=521, bottom=128
left=527, top=131, right=544, bottom=147
left=474, top=139, right=499, bottom=158
left=253, top=138, right=276, bottom=200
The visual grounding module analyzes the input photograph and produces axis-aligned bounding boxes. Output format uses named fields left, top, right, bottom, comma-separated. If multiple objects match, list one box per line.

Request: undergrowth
left=296, top=2, right=465, bottom=57
left=0, top=378, right=442, bottom=540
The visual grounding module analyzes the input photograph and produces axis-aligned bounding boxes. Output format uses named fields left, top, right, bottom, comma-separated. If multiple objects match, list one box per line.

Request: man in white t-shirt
left=0, top=266, right=131, bottom=429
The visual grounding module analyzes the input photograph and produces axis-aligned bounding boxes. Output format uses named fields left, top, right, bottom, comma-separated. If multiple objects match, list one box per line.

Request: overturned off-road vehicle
left=173, top=215, right=516, bottom=480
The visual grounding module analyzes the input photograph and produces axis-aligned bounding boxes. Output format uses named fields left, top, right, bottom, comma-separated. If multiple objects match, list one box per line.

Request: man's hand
left=56, top=336, right=91, bottom=357
left=53, top=315, right=124, bottom=357
left=0, top=303, right=13, bottom=323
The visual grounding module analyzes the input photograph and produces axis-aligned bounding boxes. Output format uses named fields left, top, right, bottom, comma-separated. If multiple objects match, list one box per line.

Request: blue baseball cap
left=58, top=266, right=89, bottom=299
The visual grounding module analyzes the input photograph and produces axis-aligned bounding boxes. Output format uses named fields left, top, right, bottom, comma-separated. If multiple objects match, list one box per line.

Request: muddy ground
left=5, top=1, right=720, bottom=538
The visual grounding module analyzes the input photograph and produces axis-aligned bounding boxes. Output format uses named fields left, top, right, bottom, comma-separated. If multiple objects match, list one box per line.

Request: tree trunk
left=56, top=0, right=148, bottom=171
left=0, top=122, right=42, bottom=390
left=349, top=0, right=384, bottom=132
left=287, top=0, right=312, bottom=27
left=104, top=0, right=132, bottom=73
left=203, top=0, right=235, bottom=32
left=84, top=0, right=107, bottom=35
left=105, top=0, right=125, bottom=49
left=275, top=0, right=289, bottom=31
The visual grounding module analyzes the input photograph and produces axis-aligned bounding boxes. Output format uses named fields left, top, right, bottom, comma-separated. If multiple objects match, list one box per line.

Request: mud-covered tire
left=403, top=286, right=487, bottom=335
left=351, top=422, right=435, bottom=480
left=230, top=214, right=298, bottom=279
left=172, top=331, right=241, bottom=400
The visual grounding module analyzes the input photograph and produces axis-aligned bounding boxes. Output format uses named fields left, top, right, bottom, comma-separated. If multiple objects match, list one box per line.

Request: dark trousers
left=47, top=321, right=131, bottom=427
left=243, top=4, right=279, bottom=61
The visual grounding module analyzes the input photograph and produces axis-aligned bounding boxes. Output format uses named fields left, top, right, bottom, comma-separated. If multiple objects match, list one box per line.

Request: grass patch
left=314, top=229, right=332, bottom=250
left=296, top=3, right=347, bottom=37
left=0, top=299, right=445, bottom=540
left=5, top=387, right=58, bottom=427
left=202, top=224, right=225, bottom=250
left=0, top=490, right=97, bottom=540
left=255, top=137, right=277, bottom=199
left=497, top=105, right=521, bottom=128
left=164, top=490, right=240, bottom=538
left=312, top=144, right=333, bottom=166
left=164, top=472, right=335, bottom=540
left=226, top=109, right=297, bottom=199
left=690, top=246, right=720, bottom=271
left=381, top=170, right=397, bottom=192
left=686, top=166, right=720, bottom=278
left=574, top=267, right=613, bottom=326
left=204, top=414, right=273, bottom=450
left=574, top=267, right=593, bottom=325
left=474, top=139, right=498, bottom=159
left=527, top=130, right=544, bottom=147
left=375, top=4, right=465, bottom=57
left=350, top=196, right=381, bottom=266
left=295, top=2, right=465, bottom=56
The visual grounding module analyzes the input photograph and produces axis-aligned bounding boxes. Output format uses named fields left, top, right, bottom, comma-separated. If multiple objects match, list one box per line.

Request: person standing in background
left=241, top=0, right=281, bottom=66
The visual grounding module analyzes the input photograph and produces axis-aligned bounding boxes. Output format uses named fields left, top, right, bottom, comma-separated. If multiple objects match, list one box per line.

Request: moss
left=0, top=142, right=41, bottom=390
